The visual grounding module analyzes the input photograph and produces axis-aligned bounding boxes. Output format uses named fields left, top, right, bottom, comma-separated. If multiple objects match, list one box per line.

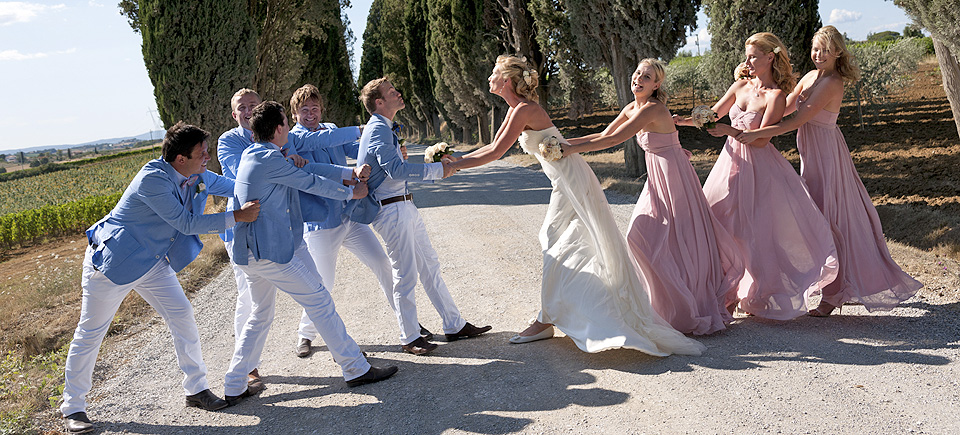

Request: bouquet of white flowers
left=539, top=136, right=563, bottom=162
left=691, top=105, right=717, bottom=129
left=424, top=142, right=454, bottom=163
left=734, top=62, right=752, bottom=81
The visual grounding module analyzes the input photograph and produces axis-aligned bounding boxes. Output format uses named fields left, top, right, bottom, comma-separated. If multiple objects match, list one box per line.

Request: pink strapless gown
left=627, top=131, right=747, bottom=334
left=702, top=105, right=839, bottom=320
left=796, top=106, right=921, bottom=309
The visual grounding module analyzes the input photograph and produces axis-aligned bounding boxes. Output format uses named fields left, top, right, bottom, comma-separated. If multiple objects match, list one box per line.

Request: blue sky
left=0, top=0, right=914, bottom=152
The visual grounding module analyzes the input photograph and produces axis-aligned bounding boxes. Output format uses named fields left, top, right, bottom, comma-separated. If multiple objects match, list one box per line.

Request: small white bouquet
left=424, top=142, right=454, bottom=163
left=734, top=62, right=752, bottom=81
left=691, top=105, right=717, bottom=129
left=539, top=136, right=563, bottom=162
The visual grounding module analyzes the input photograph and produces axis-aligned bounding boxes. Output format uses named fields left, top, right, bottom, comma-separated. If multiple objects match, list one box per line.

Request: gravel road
left=50, top=148, right=960, bottom=434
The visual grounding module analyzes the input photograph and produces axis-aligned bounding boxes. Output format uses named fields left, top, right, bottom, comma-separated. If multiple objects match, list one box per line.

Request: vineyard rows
left=1, top=150, right=158, bottom=249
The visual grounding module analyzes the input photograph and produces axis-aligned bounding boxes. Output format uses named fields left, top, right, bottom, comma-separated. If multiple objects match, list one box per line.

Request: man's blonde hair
left=231, top=88, right=261, bottom=112
left=359, top=77, right=390, bottom=115
left=290, top=84, right=324, bottom=122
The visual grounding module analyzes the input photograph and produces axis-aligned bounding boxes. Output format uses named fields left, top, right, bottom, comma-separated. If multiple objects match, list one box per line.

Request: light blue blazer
left=86, top=158, right=235, bottom=285
left=217, top=126, right=349, bottom=240
left=290, top=122, right=361, bottom=228
left=351, top=114, right=431, bottom=224
left=231, top=142, right=353, bottom=265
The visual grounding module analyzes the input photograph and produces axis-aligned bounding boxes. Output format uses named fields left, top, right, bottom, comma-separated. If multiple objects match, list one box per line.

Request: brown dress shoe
left=346, top=365, right=398, bottom=387
left=296, top=338, right=312, bottom=358
left=400, top=336, right=438, bottom=355
left=64, top=412, right=93, bottom=434
left=247, top=368, right=264, bottom=390
left=445, top=322, right=492, bottom=341
left=185, top=388, right=229, bottom=411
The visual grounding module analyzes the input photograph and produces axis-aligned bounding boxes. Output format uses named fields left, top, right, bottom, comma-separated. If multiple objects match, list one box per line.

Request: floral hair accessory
left=522, top=70, right=533, bottom=86
left=773, top=46, right=781, bottom=54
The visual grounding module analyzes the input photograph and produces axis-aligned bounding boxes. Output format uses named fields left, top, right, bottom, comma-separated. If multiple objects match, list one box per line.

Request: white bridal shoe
left=509, top=326, right=554, bottom=344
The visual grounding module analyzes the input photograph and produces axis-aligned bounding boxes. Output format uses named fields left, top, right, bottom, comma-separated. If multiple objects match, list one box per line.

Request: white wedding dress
left=520, top=127, right=705, bottom=355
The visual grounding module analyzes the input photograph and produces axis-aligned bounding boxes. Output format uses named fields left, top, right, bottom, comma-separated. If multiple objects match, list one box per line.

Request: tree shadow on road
left=677, top=300, right=958, bottom=372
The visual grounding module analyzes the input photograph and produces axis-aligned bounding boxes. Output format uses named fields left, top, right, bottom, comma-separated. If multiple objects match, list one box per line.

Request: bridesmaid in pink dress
left=738, top=26, right=922, bottom=316
left=563, top=59, right=746, bottom=335
left=676, top=32, right=839, bottom=320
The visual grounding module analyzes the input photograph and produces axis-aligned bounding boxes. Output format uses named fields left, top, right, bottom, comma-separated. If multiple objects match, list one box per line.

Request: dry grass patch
left=0, top=202, right=230, bottom=432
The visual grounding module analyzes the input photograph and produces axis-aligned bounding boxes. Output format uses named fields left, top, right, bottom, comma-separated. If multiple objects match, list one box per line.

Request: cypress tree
left=702, top=0, right=820, bottom=96
left=127, top=0, right=257, bottom=174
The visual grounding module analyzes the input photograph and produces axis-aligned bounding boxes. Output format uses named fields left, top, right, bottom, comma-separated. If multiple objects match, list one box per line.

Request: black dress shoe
left=64, top=412, right=93, bottom=434
left=225, top=381, right=267, bottom=406
left=445, top=322, right=493, bottom=341
left=346, top=365, right=398, bottom=387
left=185, top=388, right=229, bottom=411
left=296, top=338, right=313, bottom=358
left=400, top=336, right=438, bottom=355
left=419, top=323, right=434, bottom=341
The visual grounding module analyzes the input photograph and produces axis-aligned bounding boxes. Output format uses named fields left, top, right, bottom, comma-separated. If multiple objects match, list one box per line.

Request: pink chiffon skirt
left=797, top=109, right=921, bottom=309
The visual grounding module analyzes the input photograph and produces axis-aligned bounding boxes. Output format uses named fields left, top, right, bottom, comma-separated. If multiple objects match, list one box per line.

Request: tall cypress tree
left=297, top=0, right=361, bottom=126
left=125, top=0, right=257, bottom=174
left=703, top=0, right=820, bottom=95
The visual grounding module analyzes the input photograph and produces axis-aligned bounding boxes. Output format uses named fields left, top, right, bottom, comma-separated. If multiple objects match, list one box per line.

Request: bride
left=447, top=55, right=703, bottom=356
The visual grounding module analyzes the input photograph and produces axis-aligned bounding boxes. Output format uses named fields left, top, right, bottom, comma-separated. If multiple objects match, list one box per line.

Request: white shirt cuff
left=341, top=168, right=353, bottom=180
left=423, top=162, right=443, bottom=181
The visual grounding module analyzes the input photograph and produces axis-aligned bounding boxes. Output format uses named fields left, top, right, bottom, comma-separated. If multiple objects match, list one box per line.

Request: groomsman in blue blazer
left=61, top=122, right=261, bottom=434
left=355, top=77, right=491, bottom=355
left=287, top=84, right=433, bottom=358
left=217, top=88, right=366, bottom=383
left=224, top=101, right=396, bottom=405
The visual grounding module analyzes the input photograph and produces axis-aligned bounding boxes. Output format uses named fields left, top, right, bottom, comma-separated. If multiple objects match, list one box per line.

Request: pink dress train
left=796, top=105, right=922, bottom=309
left=626, top=131, right=746, bottom=334
left=702, top=105, right=839, bottom=320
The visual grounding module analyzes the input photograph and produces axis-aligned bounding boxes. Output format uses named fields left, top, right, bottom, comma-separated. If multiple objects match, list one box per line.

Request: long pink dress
left=796, top=104, right=922, bottom=309
left=703, top=105, right=839, bottom=320
left=626, top=131, right=746, bottom=335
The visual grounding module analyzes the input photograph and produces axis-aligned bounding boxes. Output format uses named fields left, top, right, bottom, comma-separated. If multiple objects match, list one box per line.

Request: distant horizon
left=0, top=129, right=165, bottom=155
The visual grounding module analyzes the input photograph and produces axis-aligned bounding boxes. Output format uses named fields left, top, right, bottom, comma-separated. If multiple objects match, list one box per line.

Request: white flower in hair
left=522, top=70, right=532, bottom=85
left=773, top=46, right=781, bottom=54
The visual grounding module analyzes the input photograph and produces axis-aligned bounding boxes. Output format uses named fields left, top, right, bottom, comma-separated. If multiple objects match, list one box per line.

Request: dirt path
left=42, top=153, right=960, bottom=434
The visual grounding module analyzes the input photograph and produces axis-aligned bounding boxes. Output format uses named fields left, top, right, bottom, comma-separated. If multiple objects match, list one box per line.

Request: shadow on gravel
left=684, top=301, right=958, bottom=372
left=90, top=304, right=957, bottom=434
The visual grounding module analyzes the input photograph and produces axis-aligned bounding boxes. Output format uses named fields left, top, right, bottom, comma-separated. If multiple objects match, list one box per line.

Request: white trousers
left=225, top=242, right=369, bottom=396
left=371, top=201, right=466, bottom=344
left=298, top=219, right=395, bottom=342
left=223, top=239, right=254, bottom=339
left=61, top=247, right=210, bottom=416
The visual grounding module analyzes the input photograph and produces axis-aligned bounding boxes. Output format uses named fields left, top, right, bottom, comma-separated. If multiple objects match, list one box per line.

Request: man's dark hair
left=162, top=121, right=210, bottom=162
left=250, top=101, right=286, bottom=142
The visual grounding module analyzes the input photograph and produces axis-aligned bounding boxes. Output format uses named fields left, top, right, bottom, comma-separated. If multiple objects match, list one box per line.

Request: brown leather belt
left=380, top=193, right=413, bottom=206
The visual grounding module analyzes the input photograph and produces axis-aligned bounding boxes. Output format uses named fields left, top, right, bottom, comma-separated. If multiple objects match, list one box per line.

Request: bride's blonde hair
left=813, top=25, right=861, bottom=83
left=745, top=32, right=796, bottom=93
left=638, top=58, right=668, bottom=104
left=496, top=55, right=539, bottom=103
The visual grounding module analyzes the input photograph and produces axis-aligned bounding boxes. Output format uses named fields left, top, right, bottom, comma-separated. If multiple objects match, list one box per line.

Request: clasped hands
left=342, top=164, right=371, bottom=199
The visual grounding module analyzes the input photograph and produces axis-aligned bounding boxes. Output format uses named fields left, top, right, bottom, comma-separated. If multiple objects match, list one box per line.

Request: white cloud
left=0, top=2, right=65, bottom=26
left=828, top=9, right=862, bottom=24
left=869, top=21, right=910, bottom=35
left=88, top=0, right=104, bottom=7
left=0, top=48, right=75, bottom=61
